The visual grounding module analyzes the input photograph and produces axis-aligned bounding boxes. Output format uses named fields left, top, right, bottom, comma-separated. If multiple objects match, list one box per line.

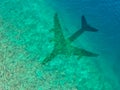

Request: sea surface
left=0, top=0, right=120, bottom=90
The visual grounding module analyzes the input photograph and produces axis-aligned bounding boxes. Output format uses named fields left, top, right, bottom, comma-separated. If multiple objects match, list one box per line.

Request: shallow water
left=0, top=0, right=120, bottom=90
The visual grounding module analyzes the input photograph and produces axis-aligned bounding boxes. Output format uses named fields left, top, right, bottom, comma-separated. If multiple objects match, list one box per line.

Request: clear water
left=0, top=0, right=120, bottom=90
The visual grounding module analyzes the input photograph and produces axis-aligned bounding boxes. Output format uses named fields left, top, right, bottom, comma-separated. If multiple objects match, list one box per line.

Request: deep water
left=46, top=0, right=120, bottom=89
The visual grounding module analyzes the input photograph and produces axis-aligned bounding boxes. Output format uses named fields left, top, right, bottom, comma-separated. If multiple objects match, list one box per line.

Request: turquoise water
left=46, top=0, right=120, bottom=89
left=0, top=0, right=120, bottom=90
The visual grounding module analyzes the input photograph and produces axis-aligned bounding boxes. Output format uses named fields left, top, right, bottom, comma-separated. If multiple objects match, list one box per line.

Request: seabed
left=0, top=0, right=118, bottom=90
